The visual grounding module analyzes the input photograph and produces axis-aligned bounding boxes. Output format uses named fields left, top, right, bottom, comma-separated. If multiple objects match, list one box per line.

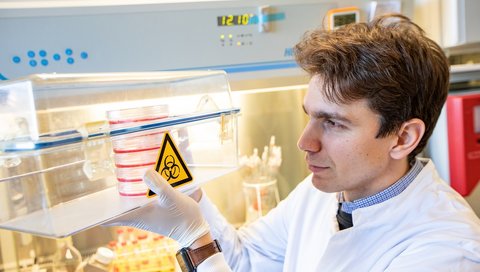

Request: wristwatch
left=176, top=239, right=222, bottom=272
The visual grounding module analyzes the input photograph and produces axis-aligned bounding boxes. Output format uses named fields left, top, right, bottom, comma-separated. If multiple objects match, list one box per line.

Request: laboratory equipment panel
left=0, top=0, right=413, bottom=81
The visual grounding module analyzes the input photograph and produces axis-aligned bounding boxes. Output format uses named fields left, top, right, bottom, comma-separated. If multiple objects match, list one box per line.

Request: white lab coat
left=198, top=159, right=480, bottom=271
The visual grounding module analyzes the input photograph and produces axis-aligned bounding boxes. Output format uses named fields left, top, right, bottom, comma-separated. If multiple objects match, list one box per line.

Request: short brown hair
left=294, top=14, right=449, bottom=162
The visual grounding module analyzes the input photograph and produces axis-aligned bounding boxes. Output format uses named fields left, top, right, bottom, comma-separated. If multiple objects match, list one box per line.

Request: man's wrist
left=189, top=233, right=213, bottom=249
left=176, top=234, right=222, bottom=272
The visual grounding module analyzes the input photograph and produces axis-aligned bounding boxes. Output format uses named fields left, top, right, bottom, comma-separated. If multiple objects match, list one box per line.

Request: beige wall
left=413, top=0, right=442, bottom=44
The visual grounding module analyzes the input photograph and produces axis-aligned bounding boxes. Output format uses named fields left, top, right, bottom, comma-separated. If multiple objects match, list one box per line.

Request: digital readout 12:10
left=217, top=14, right=252, bottom=26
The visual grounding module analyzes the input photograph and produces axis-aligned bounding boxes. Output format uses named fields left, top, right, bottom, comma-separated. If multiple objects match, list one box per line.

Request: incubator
left=0, top=71, right=239, bottom=238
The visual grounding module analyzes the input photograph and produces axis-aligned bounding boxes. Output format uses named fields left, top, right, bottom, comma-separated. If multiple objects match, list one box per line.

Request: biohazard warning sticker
left=146, top=132, right=193, bottom=197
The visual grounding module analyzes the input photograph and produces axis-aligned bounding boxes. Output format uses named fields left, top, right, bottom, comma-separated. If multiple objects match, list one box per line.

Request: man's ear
left=390, top=118, right=425, bottom=160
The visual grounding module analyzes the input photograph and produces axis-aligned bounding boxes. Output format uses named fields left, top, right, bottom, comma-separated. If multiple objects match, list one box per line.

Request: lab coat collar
left=350, top=158, right=437, bottom=227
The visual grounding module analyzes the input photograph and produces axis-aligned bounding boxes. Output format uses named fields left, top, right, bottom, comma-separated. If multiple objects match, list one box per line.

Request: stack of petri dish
left=107, top=105, right=169, bottom=197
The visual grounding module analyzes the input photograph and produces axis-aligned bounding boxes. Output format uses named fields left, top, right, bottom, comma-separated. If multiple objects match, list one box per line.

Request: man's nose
left=297, top=123, right=321, bottom=152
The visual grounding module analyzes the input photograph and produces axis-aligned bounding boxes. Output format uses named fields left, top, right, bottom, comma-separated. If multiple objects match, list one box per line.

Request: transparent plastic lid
left=0, top=70, right=235, bottom=147
left=0, top=109, right=240, bottom=152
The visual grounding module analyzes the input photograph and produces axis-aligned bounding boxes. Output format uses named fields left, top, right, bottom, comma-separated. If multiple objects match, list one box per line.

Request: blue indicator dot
left=67, top=57, right=75, bottom=64
left=27, top=51, right=35, bottom=58
left=39, top=50, right=47, bottom=57
left=53, top=54, right=61, bottom=61
left=65, top=48, right=73, bottom=56
left=80, top=52, right=88, bottom=59
left=41, top=59, right=49, bottom=66
left=12, top=56, right=21, bottom=63
left=29, top=60, right=37, bottom=67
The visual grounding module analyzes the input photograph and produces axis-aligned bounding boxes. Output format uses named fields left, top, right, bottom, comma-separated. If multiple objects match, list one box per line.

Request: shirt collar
left=339, top=159, right=424, bottom=214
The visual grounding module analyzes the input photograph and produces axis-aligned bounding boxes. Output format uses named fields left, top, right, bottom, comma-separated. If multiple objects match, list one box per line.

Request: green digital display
left=217, top=14, right=252, bottom=26
left=333, top=13, right=357, bottom=28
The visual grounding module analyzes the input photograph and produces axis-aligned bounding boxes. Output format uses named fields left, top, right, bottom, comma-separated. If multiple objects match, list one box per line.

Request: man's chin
left=310, top=177, right=338, bottom=193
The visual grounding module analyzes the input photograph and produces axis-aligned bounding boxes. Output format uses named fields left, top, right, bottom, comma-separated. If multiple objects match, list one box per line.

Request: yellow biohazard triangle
left=146, top=132, right=193, bottom=198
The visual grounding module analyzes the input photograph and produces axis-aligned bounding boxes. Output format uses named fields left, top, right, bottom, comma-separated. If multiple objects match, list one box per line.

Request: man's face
left=298, top=75, right=399, bottom=201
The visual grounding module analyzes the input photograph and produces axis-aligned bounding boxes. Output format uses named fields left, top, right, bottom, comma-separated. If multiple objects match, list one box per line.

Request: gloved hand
left=104, top=169, right=210, bottom=248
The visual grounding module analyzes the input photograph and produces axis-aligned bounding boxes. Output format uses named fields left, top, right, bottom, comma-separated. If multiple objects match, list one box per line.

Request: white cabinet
left=442, top=0, right=480, bottom=48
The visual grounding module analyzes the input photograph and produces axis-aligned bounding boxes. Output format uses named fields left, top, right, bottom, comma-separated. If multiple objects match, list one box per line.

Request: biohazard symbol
left=161, top=155, right=180, bottom=181
left=146, top=132, right=193, bottom=198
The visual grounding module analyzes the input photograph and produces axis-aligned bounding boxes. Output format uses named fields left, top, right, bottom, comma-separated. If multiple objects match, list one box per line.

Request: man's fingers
left=143, top=169, right=179, bottom=199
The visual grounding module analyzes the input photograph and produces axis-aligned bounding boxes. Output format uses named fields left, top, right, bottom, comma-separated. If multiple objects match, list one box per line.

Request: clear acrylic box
left=0, top=71, right=239, bottom=238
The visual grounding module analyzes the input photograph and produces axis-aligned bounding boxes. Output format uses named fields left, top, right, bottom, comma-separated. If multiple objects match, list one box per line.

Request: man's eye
left=324, top=119, right=344, bottom=129
left=326, top=120, right=337, bottom=126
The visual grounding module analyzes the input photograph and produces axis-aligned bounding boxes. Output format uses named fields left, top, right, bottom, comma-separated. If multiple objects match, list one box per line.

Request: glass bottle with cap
left=53, top=238, right=83, bottom=272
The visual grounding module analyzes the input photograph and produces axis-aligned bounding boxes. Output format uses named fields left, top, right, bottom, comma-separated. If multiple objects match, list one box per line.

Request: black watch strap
left=189, top=239, right=222, bottom=268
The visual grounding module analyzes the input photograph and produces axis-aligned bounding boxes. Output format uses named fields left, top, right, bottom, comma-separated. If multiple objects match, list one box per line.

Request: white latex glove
left=105, top=169, right=210, bottom=248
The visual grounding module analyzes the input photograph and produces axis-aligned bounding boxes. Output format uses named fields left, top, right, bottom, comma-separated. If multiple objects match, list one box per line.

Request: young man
left=109, top=14, right=480, bottom=271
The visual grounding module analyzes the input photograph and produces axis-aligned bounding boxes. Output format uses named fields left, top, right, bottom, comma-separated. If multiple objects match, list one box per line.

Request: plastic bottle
left=75, top=247, right=114, bottom=272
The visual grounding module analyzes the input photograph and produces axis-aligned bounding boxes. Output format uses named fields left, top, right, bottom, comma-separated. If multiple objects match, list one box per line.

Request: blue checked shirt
left=339, top=159, right=424, bottom=214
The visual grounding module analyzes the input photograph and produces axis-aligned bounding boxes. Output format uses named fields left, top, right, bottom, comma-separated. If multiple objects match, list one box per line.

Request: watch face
left=176, top=249, right=195, bottom=272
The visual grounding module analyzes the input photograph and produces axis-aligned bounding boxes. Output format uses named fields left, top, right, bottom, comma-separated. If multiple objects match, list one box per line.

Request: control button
left=80, top=52, right=88, bottom=59
left=65, top=48, right=73, bottom=56
left=39, top=50, right=47, bottom=57
left=27, top=51, right=35, bottom=58
left=53, top=54, right=61, bottom=61
left=29, top=60, right=37, bottom=67
left=12, top=56, right=21, bottom=63
left=41, top=59, right=49, bottom=66
left=67, top=57, right=75, bottom=64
